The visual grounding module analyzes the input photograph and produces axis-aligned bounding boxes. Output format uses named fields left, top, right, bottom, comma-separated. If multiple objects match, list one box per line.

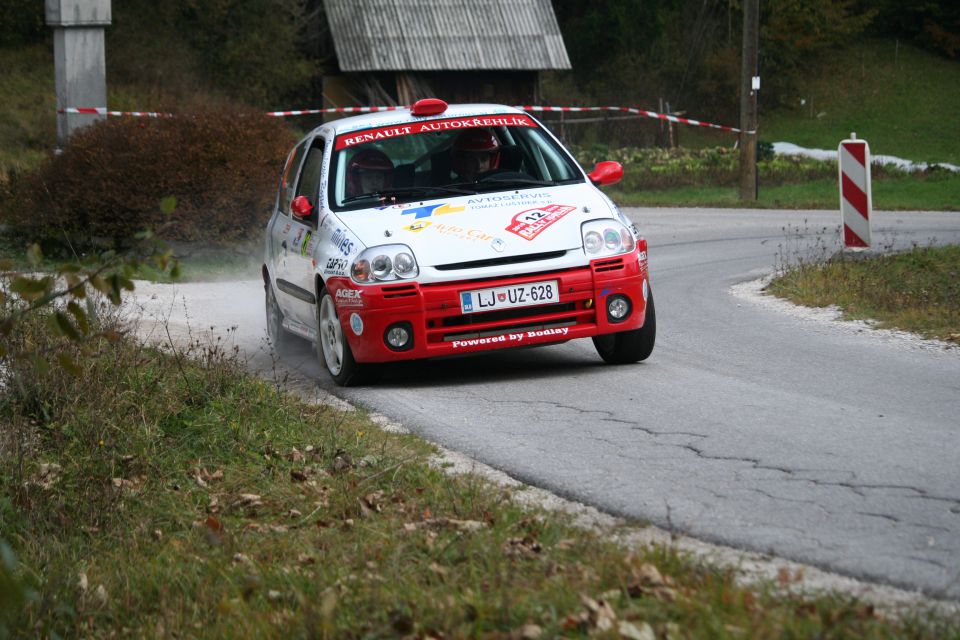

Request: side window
left=278, top=142, right=307, bottom=216
left=294, top=139, right=325, bottom=225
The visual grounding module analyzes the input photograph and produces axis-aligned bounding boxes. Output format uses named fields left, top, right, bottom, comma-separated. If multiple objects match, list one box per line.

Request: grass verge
left=1, top=308, right=958, bottom=637
left=768, top=245, right=960, bottom=344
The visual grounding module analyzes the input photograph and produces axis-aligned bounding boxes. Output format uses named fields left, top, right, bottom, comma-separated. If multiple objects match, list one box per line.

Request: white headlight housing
left=351, top=244, right=419, bottom=283
left=580, top=219, right=636, bottom=257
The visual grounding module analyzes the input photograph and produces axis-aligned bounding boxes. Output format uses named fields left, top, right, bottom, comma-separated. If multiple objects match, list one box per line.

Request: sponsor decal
left=637, top=250, right=647, bottom=263
left=404, top=221, right=433, bottom=233
left=350, top=313, right=364, bottom=336
left=491, top=237, right=506, bottom=252
left=375, top=202, right=412, bottom=210
left=430, top=223, right=492, bottom=243
left=324, top=257, right=349, bottom=274
left=335, top=115, right=536, bottom=150
left=331, top=227, right=355, bottom=256
left=292, top=227, right=304, bottom=248
left=281, top=222, right=292, bottom=235
left=300, top=230, right=313, bottom=256
left=505, top=204, right=576, bottom=241
left=401, top=202, right=465, bottom=220
left=335, top=288, right=363, bottom=308
left=467, top=192, right=551, bottom=205
left=450, top=326, right=569, bottom=349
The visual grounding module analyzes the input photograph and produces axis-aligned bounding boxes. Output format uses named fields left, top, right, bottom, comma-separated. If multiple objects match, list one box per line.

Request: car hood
left=337, top=184, right=615, bottom=267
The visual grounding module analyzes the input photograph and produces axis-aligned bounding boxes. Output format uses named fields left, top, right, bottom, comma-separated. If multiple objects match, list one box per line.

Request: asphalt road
left=134, top=208, right=960, bottom=600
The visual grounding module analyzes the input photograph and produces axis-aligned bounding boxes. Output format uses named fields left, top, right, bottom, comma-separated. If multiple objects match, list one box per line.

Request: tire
left=316, top=290, right=369, bottom=386
left=593, top=293, right=656, bottom=364
left=265, top=283, right=296, bottom=355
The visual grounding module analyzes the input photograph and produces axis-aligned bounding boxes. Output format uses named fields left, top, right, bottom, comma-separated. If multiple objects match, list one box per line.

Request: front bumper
left=326, top=243, right=651, bottom=363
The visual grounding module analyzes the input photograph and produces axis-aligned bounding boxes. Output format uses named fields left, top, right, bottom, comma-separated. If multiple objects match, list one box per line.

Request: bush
left=2, top=108, right=295, bottom=251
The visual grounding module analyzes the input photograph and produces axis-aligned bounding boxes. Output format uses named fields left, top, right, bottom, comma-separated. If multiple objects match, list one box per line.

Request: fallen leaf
left=290, top=469, right=309, bottom=482
left=428, top=562, right=448, bottom=577
left=94, top=584, right=108, bottom=607
left=363, top=491, right=385, bottom=512
left=510, top=623, right=542, bottom=639
left=289, top=448, right=305, bottom=463
left=77, top=572, right=88, bottom=592
left=297, top=554, right=315, bottom=566
left=424, top=517, right=487, bottom=533
left=503, top=536, right=543, bottom=557
left=232, top=493, right=263, bottom=509
left=267, top=590, right=283, bottom=602
left=618, top=621, right=655, bottom=640
left=580, top=594, right=617, bottom=631
left=653, top=586, right=677, bottom=602
left=635, top=563, right=665, bottom=587
left=31, top=462, right=62, bottom=490
left=232, top=553, right=252, bottom=565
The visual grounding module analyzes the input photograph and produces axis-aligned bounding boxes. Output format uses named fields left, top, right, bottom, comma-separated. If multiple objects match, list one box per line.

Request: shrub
left=2, top=108, right=295, bottom=252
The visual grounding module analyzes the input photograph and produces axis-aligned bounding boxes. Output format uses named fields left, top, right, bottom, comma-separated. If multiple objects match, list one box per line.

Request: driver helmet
left=452, top=128, right=501, bottom=179
left=346, top=148, right=394, bottom=198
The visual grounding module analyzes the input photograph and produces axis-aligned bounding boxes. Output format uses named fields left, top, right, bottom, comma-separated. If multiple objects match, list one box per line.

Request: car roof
left=322, top=102, right=528, bottom=137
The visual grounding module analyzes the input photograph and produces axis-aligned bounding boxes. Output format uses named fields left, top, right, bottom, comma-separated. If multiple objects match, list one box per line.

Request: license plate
left=459, top=280, right=559, bottom=314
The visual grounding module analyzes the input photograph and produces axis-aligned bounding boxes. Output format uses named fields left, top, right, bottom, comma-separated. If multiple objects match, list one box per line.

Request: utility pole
left=738, top=0, right=759, bottom=201
left=46, top=0, right=112, bottom=146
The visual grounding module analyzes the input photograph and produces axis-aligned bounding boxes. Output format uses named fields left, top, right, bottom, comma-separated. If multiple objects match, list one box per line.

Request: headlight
left=351, top=244, right=419, bottom=283
left=580, top=219, right=636, bottom=257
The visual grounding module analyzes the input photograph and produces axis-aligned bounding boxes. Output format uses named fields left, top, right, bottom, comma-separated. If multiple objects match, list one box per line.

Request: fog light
left=384, top=322, right=413, bottom=351
left=606, top=294, right=631, bottom=323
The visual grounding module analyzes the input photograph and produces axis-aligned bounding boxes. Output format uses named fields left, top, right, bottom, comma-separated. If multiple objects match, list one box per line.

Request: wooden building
left=321, top=0, right=571, bottom=109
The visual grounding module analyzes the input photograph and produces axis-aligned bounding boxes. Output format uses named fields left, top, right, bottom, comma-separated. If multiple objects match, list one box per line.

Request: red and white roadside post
left=838, top=134, right=873, bottom=249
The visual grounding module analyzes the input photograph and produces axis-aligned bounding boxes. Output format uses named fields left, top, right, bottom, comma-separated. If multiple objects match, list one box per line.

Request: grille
left=592, top=257, right=625, bottom=273
left=434, top=250, right=567, bottom=271
left=381, top=283, right=417, bottom=298
left=442, top=302, right=575, bottom=328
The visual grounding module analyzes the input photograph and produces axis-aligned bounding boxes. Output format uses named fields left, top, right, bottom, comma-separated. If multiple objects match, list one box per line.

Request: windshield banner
left=335, top=115, right=536, bottom=150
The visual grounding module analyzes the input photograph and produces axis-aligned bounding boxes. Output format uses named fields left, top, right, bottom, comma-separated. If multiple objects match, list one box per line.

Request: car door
left=268, top=140, right=307, bottom=322
left=281, top=136, right=327, bottom=327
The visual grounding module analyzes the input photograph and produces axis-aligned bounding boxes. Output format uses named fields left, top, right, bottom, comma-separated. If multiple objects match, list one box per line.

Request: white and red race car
left=263, top=99, right=655, bottom=385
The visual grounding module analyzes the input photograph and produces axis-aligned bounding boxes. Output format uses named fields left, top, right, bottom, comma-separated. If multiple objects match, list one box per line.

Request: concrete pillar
left=46, top=0, right=112, bottom=145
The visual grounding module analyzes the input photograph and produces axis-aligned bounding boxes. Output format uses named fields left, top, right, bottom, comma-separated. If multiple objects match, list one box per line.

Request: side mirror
left=587, top=161, right=623, bottom=187
left=291, top=195, right=313, bottom=220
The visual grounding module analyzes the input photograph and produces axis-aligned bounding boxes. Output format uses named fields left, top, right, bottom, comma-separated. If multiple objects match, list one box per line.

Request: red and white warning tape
left=265, top=106, right=405, bottom=117
left=519, top=105, right=750, bottom=134
left=58, top=107, right=172, bottom=118
left=59, top=104, right=750, bottom=134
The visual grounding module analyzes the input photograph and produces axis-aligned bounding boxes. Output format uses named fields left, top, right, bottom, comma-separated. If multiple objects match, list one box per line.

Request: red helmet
left=452, top=128, right=501, bottom=177
left=346, top=148, right=393, bottom=197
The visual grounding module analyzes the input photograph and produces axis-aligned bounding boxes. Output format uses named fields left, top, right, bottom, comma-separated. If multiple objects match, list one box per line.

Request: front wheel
left=317, top=291, right=368, bottom=386
left=593, top=294, right=656, bottom=364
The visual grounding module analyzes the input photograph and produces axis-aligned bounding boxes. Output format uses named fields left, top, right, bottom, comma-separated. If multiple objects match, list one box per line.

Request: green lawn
left=609, top=171, right=960, bottom=210
left=760, top=39, right=960, bottom=165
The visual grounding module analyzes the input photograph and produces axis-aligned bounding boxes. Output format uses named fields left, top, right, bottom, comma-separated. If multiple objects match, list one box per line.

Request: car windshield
left=328, top=114, right=583, bottom=211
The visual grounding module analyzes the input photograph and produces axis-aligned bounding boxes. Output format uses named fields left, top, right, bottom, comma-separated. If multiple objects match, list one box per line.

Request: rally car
left=263, top=98, right=655, bottom=385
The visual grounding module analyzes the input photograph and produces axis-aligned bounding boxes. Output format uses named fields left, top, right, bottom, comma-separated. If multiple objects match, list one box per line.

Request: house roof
left=323, top=0, right=571, bottom=72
